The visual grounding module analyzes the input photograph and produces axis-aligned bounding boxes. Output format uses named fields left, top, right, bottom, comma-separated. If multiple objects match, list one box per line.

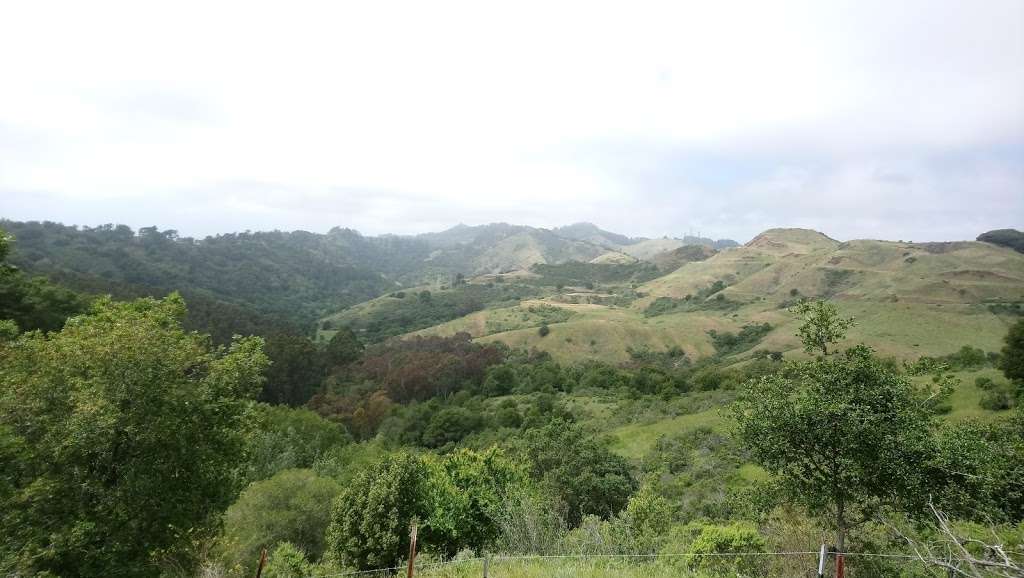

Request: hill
left=396, top=228, right=1024, bottom=364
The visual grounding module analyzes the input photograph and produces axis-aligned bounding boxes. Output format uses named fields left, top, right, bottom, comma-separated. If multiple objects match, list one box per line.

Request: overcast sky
left=1, top=1, right=1022, bottom=243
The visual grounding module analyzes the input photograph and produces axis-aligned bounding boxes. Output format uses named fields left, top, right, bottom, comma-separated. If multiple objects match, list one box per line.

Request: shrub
left=980, top=387, right=1016, bottom=411
left=325, top=449, right=526, bottom=569
left=220, top=469, right=342, bottom=571
left=263, top=542, right=311, bottom=578
left=538, top=323, right=550, bottom=337
left=707, top=323, right=772, bottom=356
left=682, top=522, right=766, bottom=576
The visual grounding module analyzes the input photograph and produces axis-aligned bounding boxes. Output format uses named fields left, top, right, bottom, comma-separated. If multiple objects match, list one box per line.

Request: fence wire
left=310, top=549, right=951, bottom=578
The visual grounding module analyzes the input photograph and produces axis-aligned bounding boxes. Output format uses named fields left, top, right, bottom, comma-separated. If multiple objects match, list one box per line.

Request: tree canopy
left=790, top=299, right=856, bottom=356
left=0, top=294, right=268, bottom=576
left=732, top=345, right=942, bottom=552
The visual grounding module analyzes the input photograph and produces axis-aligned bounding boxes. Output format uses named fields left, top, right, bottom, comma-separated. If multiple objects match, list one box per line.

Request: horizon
left=3, top=216, right=1015, bottom=246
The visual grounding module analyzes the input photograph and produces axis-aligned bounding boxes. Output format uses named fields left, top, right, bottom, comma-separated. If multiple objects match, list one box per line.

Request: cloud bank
left=1, top=0, right=1021, bottom=242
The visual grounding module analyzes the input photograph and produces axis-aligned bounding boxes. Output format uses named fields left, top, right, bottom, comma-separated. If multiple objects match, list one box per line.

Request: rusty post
left=406, top=523, right=418, bottom=578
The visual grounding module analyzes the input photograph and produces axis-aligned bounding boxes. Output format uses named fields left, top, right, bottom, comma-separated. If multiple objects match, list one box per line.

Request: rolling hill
left=382, top=228, right=1024, bottom=364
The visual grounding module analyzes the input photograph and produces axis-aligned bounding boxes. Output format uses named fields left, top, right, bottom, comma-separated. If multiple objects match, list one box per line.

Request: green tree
left=323, top=327, right=364, bottom=368
left=1000, top=319, right=1024, bottom=385
left=325, top=449, right=530, bottom=569
left=790, top=299, right=855, bottom=355
left=732, top=345, right=941, bottom=556
left=933, top=410, right=1024, bottom=522
left=424, top=448, right=526, bottom=555
left=682, top=522, right=766, bottom=576
left=517, top=420, right=637, bottom=525
left=242, top=404, right=351, bottom=483
left=221, top=469, right=342, bottom=571
left=325, top=452, right=431, bottom=570
left=262, top=331, right=327, bottom=406
left=0, top=294, right=268, bottom=576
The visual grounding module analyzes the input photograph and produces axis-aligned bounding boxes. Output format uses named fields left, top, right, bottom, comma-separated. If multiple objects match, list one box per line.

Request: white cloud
left=0, top=0, right=1021, bottom=240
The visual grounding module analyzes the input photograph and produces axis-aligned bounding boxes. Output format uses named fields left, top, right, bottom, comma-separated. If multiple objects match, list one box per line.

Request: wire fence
left=308, top=550, right=951, bottom=578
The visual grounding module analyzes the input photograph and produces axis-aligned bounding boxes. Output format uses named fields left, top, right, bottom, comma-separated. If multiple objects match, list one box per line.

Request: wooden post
left=254, top=548, right=267, bottom=578
left=817, top=544, right=826, bottom=578
left=836, top=553, right=845, bottom=578
left=406, top=523, right=418, bottom=578
left=483, top=553, right=490, bottom=578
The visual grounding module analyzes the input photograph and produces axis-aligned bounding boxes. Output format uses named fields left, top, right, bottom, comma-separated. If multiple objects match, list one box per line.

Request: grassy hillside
left=392, top=228, right=1023, bottom=365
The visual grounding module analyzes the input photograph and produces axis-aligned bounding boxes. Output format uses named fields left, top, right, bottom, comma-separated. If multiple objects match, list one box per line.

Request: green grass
left=608, top=408, right=726, bottom=459
left=915, top=367, right=1016, bottom=422
left=410, top=557, right=758, bottom=578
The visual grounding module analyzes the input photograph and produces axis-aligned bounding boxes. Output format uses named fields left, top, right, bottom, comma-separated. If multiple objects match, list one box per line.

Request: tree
left=424, top=448, right=527, bottom=555
left=732, top=345, right=941, bottom=557
left=220, top=469, right=342, bottom=571
left=325, top=452, right=431, bottom=570
left=790, top=299, right=855, bottom=355
left=261, top=331, right=327, bottom=406
left=517, top=420, right=637, bottom=525
left=1000, top=319, right=1024, bottom=385
left=325, top=449, right=529, bottom=569
left=0, top=294, right=268, bottom=576
left=242, top=404, right=351, bottom=483
left=323, top=327, right=364, bottom=368
left=933, top=410, right=1024, bottom=522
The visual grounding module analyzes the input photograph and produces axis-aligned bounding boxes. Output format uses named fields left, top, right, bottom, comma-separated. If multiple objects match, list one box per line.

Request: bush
left=980, top=387, right=1016, bottom=411
left=263, top=542, right=311, bottom=578
left=220, top=469, right=342, bottom=571
left=707, top=323, right=772, bottom=356
left=538, top=323, right=551, bottom=337
left=680, top=522, right=766, bottom=576
left=325, top=449, right=526, bottom=570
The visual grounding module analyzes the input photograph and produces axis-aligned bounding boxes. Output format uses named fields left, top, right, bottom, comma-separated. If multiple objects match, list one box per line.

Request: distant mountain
left=683, top=235, right=740, bottom=249
left=552, top=222, right=637, bottom=247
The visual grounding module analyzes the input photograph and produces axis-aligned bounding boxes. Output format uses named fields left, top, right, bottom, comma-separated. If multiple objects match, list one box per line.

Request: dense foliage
left=221, top=469, right=342, bottom=573
left=528, top=260, right=662, bottom=287
left=0, top=295, right=268, bottom=576
left=1, top=220, right=396, bottom=330
left=977, top=228, right=1024, bottom=253
left=0, top=227, right=89, bottom=333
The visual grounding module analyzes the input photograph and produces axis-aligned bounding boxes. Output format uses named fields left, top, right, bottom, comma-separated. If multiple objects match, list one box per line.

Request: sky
left=1, top=0, right=1022, bottom=243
